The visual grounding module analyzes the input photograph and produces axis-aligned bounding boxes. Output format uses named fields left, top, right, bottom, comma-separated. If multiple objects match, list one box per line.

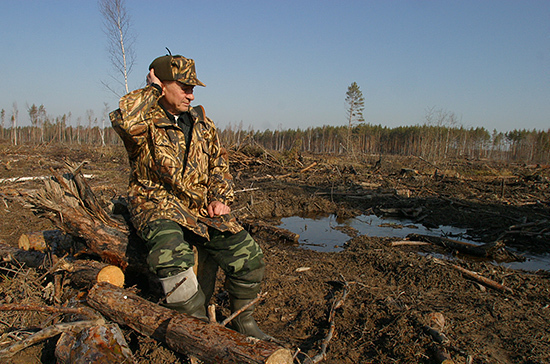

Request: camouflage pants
left=139, top=219, right=265, bottom=298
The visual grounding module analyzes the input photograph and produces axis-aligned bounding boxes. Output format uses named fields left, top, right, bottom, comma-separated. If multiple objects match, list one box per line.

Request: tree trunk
left=57, top=205, right=130, bottom=268
left=87, top=282, right=293, bottom=364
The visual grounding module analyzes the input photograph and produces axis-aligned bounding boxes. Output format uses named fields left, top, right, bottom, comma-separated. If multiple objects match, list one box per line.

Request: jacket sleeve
left=110, top=85, right=162, bottom=157
left=206, top=119, right=235, bottom=206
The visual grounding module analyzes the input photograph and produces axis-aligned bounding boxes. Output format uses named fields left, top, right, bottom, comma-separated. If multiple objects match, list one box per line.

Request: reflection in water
left=278, top=214, right=550, bottom=271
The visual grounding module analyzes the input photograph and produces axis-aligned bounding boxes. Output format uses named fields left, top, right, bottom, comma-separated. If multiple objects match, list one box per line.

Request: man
left=110, top=53, right=268, bottom=340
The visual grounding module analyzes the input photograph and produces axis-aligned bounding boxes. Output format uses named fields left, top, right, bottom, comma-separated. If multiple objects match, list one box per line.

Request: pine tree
left=345, top=82, right=365, bottom=154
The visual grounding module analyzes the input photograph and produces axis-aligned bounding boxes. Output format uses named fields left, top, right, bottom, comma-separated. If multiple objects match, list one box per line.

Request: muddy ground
left=0, top=143, right=549, bottom=364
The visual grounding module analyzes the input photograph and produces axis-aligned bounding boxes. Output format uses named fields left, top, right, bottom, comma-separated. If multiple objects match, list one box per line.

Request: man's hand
left=207, top=201, right=231, bottom=217
left=146, top=69, right=163, bottom=92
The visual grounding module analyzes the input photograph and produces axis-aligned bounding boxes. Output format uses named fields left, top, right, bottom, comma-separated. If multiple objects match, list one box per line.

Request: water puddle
left=278, top=214, right=550, bottom=271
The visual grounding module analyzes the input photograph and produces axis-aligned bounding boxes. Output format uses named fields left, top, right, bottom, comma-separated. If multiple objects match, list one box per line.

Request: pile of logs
left=0, top=162, right=293, bottom=364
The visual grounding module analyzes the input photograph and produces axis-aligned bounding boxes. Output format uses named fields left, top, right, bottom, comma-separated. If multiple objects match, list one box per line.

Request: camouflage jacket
left=110, top=85, right=242, bottom=239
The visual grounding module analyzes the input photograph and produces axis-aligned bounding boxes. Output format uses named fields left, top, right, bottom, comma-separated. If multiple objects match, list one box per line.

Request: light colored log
left=300, top=162, right=318, bottom=173
left=18, top=231, right=49, bottom=252
left=390, top=240, right=431, bottom=247
left=60, top=260, right=125, bottom=289
left=96, top=265, right=125, bottom=287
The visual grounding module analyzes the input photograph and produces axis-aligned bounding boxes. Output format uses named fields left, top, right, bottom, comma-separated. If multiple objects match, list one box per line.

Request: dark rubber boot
left=165, top=288, right=208, bottom=321
left=229, top=296, right=270, bottom=340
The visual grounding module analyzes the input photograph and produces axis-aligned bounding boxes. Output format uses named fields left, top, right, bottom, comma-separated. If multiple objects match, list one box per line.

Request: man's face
left=159, top=81, right=195, bottom=115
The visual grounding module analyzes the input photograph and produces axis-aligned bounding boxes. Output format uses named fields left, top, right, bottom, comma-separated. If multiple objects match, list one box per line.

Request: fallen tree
left=30, top=163, right=131, bottom=268
left=87, top=282, right=293, bottom=364
left=0, top=241, right=124, bottom=288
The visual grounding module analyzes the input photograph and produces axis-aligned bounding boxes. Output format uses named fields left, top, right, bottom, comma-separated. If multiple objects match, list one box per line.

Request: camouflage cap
left=149, top=55, right=205, bottom=87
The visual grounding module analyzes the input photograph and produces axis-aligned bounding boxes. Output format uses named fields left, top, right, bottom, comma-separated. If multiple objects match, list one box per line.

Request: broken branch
left=0, top=319, right=104, bottom=358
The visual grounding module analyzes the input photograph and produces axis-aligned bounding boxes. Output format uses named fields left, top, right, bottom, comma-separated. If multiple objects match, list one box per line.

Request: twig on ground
left=433, top=258, right=513, bottom=294
left=38, top=253, right=68, bottom=281
left=307, top=275, right=350, bottom=363
left=234, top=187, right=260, bottom=193
left=208, top=304, right=217, bottom=323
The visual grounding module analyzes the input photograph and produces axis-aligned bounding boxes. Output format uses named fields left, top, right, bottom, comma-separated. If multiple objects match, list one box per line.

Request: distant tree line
left=0, top=105, right=548, bottom=164
left=0, top=104, right=120, bottom=147
left=221, top=123, right=550, bottom=164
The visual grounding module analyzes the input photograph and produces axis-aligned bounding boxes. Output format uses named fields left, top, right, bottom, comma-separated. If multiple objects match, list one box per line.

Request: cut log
left=18, top=230, right=50, bottom=252
left=62, top=260, right=125, bottom=288
left=0, top=241, right=47, bottom=267
left=18, top=229, right=77, bottom=256
left=407, top=233, right=505, bottom=258
left=0, top=242, right=124, bottom=288
left=87, top=282, right=293, bottom=364
left=55, top=322, right=134, bottom=364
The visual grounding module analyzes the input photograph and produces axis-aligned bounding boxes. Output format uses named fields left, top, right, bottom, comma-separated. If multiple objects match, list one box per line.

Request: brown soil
left=0, top=142, right=549, bottom=364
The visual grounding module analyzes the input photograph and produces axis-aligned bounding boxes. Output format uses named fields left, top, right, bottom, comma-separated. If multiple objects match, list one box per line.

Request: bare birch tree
left=99, top=0, right=136, bottom=96
left=100, top=102, right=109, bottom=146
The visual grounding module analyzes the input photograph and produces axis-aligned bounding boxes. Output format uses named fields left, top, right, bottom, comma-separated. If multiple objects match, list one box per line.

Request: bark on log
left=87, top=282, right=293, bottom=364
left=55, top=322, right=134, bottom=364
left=59, top=206, right=130, bottom=268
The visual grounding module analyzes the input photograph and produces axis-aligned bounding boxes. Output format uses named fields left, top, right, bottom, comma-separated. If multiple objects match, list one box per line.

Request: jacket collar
left=152, top=103, right=203, bottom=128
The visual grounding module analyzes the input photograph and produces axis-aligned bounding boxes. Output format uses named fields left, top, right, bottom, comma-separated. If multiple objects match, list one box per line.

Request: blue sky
left=1, top=0, right=548, bottom=133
